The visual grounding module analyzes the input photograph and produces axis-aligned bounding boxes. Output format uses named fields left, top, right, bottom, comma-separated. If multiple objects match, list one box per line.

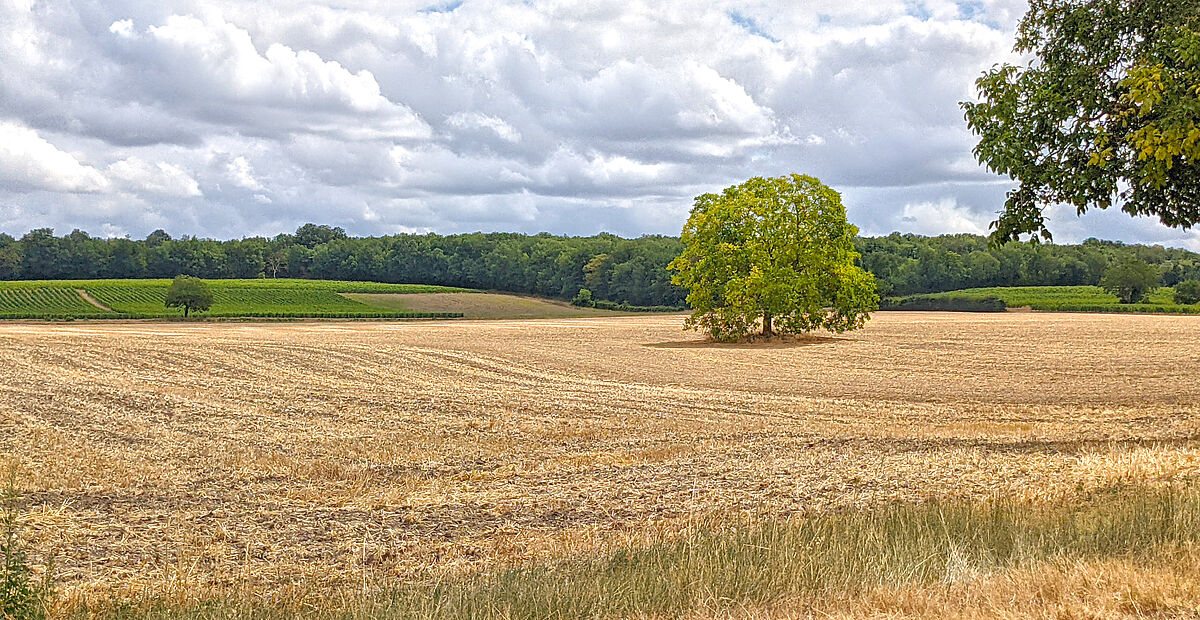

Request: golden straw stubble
left=1, top=312, right=1197, bottom=604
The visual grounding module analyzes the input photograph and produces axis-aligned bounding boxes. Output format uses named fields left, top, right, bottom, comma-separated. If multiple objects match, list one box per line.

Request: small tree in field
left=165, top=275, right=213, bottom=317
left=571, top=288, right=594, bottom=307
left=1174, top=279, right=1200, bottom=304
left=668, top=174, right=878, bottom=342
left=1101, top=259, right=1161, bottom=303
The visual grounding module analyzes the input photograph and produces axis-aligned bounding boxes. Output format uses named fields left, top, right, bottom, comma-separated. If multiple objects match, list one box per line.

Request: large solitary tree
left=963, top=0, right=1200, bottom=243
left=668, top=174, right=878, bottom=342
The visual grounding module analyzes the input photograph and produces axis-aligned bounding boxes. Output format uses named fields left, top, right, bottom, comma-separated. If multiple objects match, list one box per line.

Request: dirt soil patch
left=75, top=288, right=114, bottom=311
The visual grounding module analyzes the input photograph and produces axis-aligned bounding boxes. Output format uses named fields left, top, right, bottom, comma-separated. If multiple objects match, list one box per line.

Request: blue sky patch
left=421, top=1, right=462, bottom=14
left=728, top=11, right=779, bottom=43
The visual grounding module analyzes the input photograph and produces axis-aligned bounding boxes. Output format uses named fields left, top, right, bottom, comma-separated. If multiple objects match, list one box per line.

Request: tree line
left=2, top=224, right=1199, bottom=305
left=857, top=233, right=1200, bottom=296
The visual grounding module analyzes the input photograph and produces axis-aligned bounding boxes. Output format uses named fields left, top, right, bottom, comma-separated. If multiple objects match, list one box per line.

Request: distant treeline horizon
left=2, top=224, right=1199, bottom=306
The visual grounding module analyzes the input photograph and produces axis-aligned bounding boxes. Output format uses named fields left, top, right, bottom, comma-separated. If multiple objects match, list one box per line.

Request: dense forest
left=2, top=225, right=1200, bottom=306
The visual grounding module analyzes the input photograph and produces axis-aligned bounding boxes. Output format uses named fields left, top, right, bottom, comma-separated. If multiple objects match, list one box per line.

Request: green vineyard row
left=0, top=279, right=469, bottom=320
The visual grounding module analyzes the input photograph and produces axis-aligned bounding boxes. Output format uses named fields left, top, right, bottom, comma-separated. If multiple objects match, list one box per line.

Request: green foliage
left=570, top=288, right=594, bottom=307
left=669, top=174, right=878, bottom=341
left=923, top=285, right=1126, bottom=307
left=1122, top=26, right=1200, bottom=193
left=0, top=279, right=469, bottom=320
left=7, top=225, right=1200, bottom=309
left=879, top=296, right=1006, bottom=312
left=0, top=288, right=110, bottom=318
left=102, top=283, right=385, bottom=316
left=0, top=224, right=687, bottom=309
left=1174, top=279, right=1200, bottom=303
left=899, top=285, right=1200, bottom=314
left=1101, top=259, right=1162, bottom=303
left=292, top=224, right=347, bottom=249
left=590, top=300, right=683, bottom=313
left=164, top=275, right=213, bottom=317
left=963, top=0, right=1200, bottom=243
left=857, top=233, right=1184, bottom=296
left=1, top=476, right=52, bottom=620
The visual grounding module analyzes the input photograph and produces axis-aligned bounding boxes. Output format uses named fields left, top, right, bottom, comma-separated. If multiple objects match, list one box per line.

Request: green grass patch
left=81, top=483, right=1200, bottom=619
left=0, top=279, right=470, bottom=293
left=0, top=279, right=470, bottom=320
left=900, top=286, right=1200, bottom=314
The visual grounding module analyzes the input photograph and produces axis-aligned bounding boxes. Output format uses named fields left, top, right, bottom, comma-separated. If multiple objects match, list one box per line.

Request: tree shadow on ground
left=644, top=334, right=853, bottom=349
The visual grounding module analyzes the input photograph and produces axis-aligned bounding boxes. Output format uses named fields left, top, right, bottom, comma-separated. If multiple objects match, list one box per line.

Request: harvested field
left=3, top=312, right=1200, bottom=612
left=340, top=291, right=629, bottom=318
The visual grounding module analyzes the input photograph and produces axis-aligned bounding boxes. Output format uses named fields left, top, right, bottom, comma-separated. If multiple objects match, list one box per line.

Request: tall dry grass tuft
left=2, top=468, right=55, bottom=620
left=78, top=483, right=1200, bottom=619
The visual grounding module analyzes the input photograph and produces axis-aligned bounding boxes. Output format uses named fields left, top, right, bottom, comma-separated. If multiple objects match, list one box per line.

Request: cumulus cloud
left=221, top=155, right=264, bottom=191
left=445, top=112, right=522, bottom=144
left=109, top=19, right=135, bottom=39
left=108, top=157, right=201, bottom=197
left=126, top=13, right=432, bottom=141
left=0, top=0, right=1190, bottom=247
left=898, top=198, right=990, bottom=236
left=0, top=122, right=108, bottom=193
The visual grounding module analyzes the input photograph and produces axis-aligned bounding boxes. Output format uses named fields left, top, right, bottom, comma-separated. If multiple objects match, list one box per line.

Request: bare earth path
left=2, top=312, right=1199, bottom=601
left=75, top=288, right=113, bottom=311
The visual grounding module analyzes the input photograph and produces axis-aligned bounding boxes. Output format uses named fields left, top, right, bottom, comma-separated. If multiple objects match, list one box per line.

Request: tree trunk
left=184, top=306, right=189, bottom=318
left=762, top=312, right=773, bottom=338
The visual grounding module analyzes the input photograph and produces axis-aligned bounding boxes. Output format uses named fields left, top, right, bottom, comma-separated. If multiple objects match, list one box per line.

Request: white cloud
left=223, top=155, right=264, bottom=191
left=445, top=112, right=521, bottom=143
left=0, top=121, right=108, bottom=193
left=899, top=198, right=990, bottom=235
left=107, top=157, right=201, bottom=197
left=100, top=222, right=127, bottom=238
left=108, top=19, right=135, bottom=39
left=131, top=13, right=430, bottom=140
left=0, top=0, right=1193, bottom=248
left=146, top=14, right=382, bottom=111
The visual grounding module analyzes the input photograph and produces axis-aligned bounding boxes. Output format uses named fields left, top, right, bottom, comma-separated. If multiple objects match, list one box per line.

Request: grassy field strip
left=88, top=286, right=374, bottom=316
left=0, top=287, right=112, bottom=318
left=0, top=279, right=471, bottom=319
left=0, top=279, right=680, bottom=320
left=0, top=279, right=472, bottom=293
left=922, top=285, right=1200, bottom=313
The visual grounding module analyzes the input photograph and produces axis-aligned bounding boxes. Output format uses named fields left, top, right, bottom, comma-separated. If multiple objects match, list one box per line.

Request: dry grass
left=71, top=485, right=1200, bottom=619
left=339, top=292, right=636, bottom=319
left=1, top=312, right=1199, bottom=615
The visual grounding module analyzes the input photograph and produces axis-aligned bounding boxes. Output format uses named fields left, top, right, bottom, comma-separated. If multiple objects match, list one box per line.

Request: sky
left=2, top=0, right=1199, bottom=248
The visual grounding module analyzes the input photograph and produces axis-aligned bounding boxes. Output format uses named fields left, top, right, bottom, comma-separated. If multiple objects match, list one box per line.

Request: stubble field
left=4, top=312, right=1200, bottom=616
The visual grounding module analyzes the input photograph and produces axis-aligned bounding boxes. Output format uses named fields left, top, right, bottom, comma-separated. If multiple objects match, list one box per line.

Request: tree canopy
left=3, top=225, right=1200, bottom=305
left=1173, top=279, right=1200, bottom=303
left=165, top=275, right=213, bottom=317
left=1100, top=258, right=1160, bottom=303
left=963, top=0, right=1200, bottom=243
left=668, top=175, right=878, bottom=341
